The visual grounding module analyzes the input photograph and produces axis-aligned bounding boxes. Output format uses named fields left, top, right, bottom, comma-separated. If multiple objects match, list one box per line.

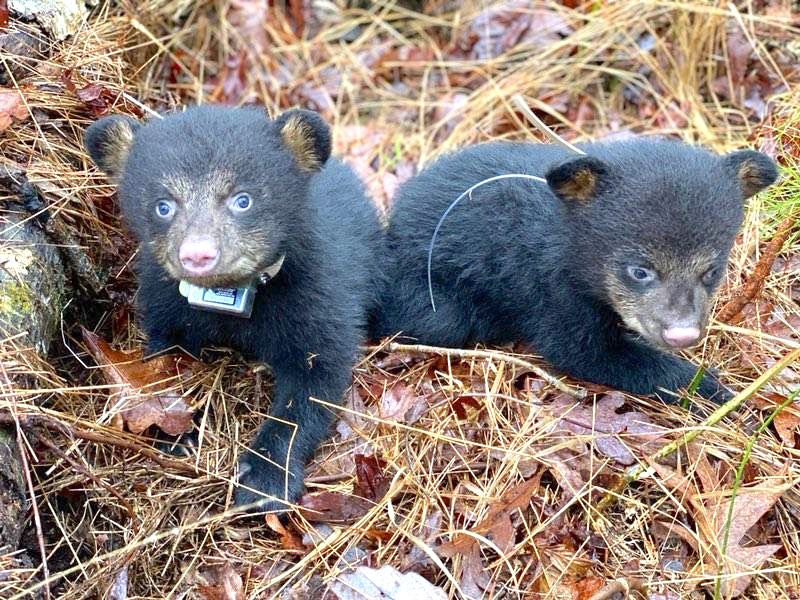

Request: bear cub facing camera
left=372, top=138, right=778, bottom=403
left=85, top=106, right=382, bottom=510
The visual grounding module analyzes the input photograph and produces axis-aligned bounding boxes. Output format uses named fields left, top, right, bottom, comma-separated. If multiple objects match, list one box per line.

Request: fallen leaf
left=106, top=567, right=128, bottom=600
left=335, top=124, right=394, bottom=209
left=545, top=456, right=585, bottom=497
left=298, top=491, right=374, bottom=523
left=455, top=0, right=571, bottom=60
left=726, top=24, right=753, bottom=87
left=450, top=395, right=482, bottom=420
left=751, top=393, right=800, bottom=448
left=81, top=327, right=196, bottom=435
left=227, top=0, right=270, bottom=55
left=711, top=486, right=786, bottom=548
left=439, top=475, right=539, bottom=560
left=265, top=514, right=305, bottom=551
left=0, top=89, right=28, bottom=131
left=574, top=576, right=604, bottom=599
left=117, top=396, right=194, bottom=436
left=550, top=393, right=664, bottom=465
left=650, top=443, right=788, bottom=598
left=651, top=520, right=700, bottom=553
left=353, top=453, right=390, bottom=501
left=0, top=1, right=8, bottom=30
left=76, top=83, right=116, bottom=117
left=196, top=564, right=244, bottom=600
left=379, top=382, right=429, bottom=424
left=329, top=565, right=447, bottom=600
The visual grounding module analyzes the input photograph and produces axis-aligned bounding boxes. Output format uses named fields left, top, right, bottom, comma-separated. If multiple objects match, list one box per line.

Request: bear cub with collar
left=86, top=106, right=382, bottom=510
left=371, top=137, right=778, bottom=403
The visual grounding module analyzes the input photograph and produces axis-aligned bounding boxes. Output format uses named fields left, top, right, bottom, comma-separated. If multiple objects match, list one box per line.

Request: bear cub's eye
left=701, top=266, right=720, bottom=286
left=155, top=199, right=176, bottom=220
left=229, top=192, right=252, bottom=213
left=626, top=265, right=656, bottom=283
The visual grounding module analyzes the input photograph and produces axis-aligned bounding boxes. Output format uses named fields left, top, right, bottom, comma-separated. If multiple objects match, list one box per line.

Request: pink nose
left=661, top=326, right=701, bottom=348
left=178, top=238, right=219, bottom=274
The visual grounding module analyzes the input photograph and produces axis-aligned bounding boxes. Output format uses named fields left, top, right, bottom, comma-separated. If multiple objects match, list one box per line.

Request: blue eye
left=155, top=200, right=175, bottom=219
left=702, top=266, right=720, bottom=286
left=627, top=265, right=656, bottom=283
left=229, top=192, right=252, bottom=213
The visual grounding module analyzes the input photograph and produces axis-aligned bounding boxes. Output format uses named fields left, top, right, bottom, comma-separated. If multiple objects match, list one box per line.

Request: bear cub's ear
left=724, top=149, right=779, bottom=199
left=275, top=108, right=332, bottom=171
left=545, top=155, right=610, bottom=202
left=84, top=115, right=140, bottom=180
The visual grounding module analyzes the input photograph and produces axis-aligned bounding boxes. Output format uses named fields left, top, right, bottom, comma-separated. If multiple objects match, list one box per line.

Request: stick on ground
left=385, top=342, right=587, bottom=398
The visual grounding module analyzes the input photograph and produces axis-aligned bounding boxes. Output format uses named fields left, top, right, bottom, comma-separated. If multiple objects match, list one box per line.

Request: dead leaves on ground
left=0, top=87, right=28, bottom=131
left=196, top=563, right=245, bottom=600
left=81, top=327, right=197, bottom=435
left=329, top=565, right=447, bottom=600
left=751, top=392, right=800, bottom=448
left=649, top=443, right=788, bottom=597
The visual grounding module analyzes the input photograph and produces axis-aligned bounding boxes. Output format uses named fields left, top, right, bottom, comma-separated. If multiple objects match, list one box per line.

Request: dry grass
left=1, top=1, right=799, bottom=598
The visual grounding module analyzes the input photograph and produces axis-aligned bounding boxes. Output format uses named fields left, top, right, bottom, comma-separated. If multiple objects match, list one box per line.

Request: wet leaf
left=353, top=453, right=390, bottom=501
left=196, top=564, right=244, bottom=600
left=329, top=565, right=447, bottom=600
left=0, top=89, right=28, bottom=131
left=81, top=327, right=196, bottom=435
left=299, top=491, right=374, bottom=523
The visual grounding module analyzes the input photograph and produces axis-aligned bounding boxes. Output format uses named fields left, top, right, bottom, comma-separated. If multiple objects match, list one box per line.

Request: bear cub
left=372, top=137, right=778, bottom=403
left=86, top=106, right=382, bottom=510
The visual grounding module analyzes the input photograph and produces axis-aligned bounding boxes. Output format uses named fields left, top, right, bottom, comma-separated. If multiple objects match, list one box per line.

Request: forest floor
left=1, top=1, right=799, bottom=599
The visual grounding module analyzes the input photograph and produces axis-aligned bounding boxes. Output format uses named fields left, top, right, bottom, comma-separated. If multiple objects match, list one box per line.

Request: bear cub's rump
left=86, top=106, right=382, bottom=510
left=372, top=137, right=778, bottom=403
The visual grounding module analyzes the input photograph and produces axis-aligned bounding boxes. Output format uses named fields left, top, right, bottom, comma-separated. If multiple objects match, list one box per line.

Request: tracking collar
left=178, top=254, right=285, bottom=318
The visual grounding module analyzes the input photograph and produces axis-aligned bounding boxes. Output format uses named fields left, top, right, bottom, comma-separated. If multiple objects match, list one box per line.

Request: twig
left=511, top=94, right=586, bottom=155
left=717, top=215, right=796, bottom=324
left=385, top=342, right=587, bottom=398
left=37, top=436, right=136, bottom=519
left=592, top=346, right=800, bottom=518
left=0, top=412, right=201, bottom=476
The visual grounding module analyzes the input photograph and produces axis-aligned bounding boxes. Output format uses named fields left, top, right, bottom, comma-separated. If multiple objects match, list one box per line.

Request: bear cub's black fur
left=86, top=106, right=382, bottom=510
left=371, top=138, right=778, bottom=403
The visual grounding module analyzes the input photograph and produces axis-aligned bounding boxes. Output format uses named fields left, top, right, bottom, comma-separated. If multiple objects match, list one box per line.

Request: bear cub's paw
left=234, top=423, right=306, bottom=513
left=696, top=370, right=733, bottom=404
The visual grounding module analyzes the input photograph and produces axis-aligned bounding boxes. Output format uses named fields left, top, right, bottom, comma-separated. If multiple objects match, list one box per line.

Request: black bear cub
left=86, top=106, right=382, bottom=510
left=372, top=138, right=778, bottom=403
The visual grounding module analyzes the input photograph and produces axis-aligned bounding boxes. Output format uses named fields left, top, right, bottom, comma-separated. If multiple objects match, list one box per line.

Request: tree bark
left=0, top=164, right=67, bottom=590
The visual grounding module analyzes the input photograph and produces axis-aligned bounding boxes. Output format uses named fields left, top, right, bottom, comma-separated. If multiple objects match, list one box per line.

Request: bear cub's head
left=545, top=138, right=778, bottom=351
left=85, top=106, right=331, bottom=288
